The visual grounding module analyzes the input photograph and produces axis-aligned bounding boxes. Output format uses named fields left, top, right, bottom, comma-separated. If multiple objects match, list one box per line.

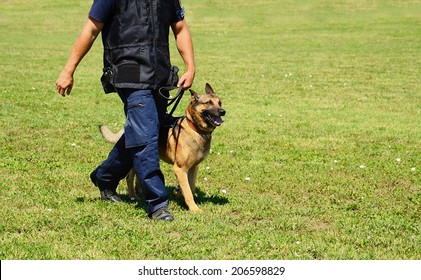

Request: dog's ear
left=205, top=83, right=214, bottom=95
left=189, top=89, right=200, bottom=102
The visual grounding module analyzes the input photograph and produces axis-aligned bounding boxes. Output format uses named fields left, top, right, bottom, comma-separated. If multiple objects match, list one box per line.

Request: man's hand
left=55, top=70, right=74, bottom=96
left=178, top=70, right=195, bottom=90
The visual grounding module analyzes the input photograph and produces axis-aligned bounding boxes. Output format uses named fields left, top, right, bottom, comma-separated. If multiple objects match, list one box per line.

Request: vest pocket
left=115, top=61, right=142, bottom=84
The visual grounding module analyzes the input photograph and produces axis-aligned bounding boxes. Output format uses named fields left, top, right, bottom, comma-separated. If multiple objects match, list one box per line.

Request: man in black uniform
left=55, top=0, right=195, bottom=221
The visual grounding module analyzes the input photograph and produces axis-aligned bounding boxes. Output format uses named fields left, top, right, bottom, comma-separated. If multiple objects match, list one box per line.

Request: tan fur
left=100, top=83, right=225, bottom=212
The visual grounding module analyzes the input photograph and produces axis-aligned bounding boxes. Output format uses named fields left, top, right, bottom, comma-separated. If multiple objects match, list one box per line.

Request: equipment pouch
left=101, top=66, right=117, bottom=94
left=166, top=66, right=179, bottom=87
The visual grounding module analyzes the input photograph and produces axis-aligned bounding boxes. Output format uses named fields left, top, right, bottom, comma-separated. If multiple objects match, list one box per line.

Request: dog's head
left=187, top=83, right=226, bottom=133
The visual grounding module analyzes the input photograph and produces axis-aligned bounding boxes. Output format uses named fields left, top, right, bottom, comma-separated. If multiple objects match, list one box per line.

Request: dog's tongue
left=213, top=115, right=224, bottom=126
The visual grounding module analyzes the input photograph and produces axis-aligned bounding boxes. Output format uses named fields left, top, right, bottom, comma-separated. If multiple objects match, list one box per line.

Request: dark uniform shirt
left=89, top=0, right=184, bottom=24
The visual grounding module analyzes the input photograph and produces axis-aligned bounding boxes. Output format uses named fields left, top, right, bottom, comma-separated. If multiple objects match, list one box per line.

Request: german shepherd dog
left=100, top=83, right=226, bottom=212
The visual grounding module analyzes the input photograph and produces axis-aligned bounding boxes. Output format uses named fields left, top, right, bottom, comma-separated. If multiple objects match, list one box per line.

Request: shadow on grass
left=75, top=185, right=228, bottom=214
left=133, top=185, right=229, bottom=212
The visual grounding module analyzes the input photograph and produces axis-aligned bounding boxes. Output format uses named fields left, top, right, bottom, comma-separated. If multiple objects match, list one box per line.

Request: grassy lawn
left=0, top=0, right=420, bottom=259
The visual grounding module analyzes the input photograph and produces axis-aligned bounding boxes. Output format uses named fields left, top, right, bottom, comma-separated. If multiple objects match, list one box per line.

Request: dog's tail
left=99, top=125, right=124, bottom=144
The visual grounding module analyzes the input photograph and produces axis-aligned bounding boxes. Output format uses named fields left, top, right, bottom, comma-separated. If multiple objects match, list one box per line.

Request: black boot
left=90, top=171, right=122, bottom=203
left=149, top=207, right=174, bottom=221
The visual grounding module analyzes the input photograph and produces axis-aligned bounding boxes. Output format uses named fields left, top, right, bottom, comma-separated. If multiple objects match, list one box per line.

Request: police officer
left=55, top=0, right=195, bottom=221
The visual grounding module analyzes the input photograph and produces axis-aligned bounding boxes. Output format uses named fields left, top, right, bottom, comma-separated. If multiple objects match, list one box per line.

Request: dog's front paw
left=189, top=206, right=203, bottom=213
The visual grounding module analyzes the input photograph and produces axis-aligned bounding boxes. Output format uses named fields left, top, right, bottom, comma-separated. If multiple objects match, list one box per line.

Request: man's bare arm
left=55, top=17, right=104, bottom=96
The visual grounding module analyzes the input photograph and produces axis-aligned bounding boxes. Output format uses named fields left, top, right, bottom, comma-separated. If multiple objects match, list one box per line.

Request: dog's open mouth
left=204, top=113, right=224, bottom=127
left=211, top=115, right=224, bottom=126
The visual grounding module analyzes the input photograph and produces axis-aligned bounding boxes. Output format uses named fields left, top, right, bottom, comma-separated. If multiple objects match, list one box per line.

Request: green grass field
left=1, top=0, right=420, bottom=259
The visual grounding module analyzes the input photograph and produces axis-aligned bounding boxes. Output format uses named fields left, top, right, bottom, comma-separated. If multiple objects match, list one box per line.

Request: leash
left=158, top=84, right=185, bottom=122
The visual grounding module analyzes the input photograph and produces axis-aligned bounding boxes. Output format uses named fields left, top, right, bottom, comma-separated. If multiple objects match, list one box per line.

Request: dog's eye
left=206, top=101, right=213, bottom=105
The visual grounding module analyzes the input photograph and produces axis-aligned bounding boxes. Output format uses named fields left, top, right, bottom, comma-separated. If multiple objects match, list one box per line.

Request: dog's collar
left=185, top=117, right=212, bottom=136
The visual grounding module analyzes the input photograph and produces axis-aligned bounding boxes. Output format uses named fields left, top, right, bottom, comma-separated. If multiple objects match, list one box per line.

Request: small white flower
left=296, top=241, right=301, bottom=245
left=410, top=167, right=416, bottom=171
left=396, top=158, right=401, bottom=162
left=204, top=177, right=208, bottom=181
left=221, top=189, right=227, bottom=194
left=71, top=143, right=77, bottom=147
left=411, top=235, right=416, bottom=239
left=333, top=160, right=338, bottom=163
left=229, top=150, right=234, bottom=153
left=206, top=166, right=210, bottom=170
left=245, top=177, right=251, bottom=181
left=217, top=152, right=221, bottom=156
left=47, top=208, right=52, bottom=212
left=359, top=165, right=366, bottom=169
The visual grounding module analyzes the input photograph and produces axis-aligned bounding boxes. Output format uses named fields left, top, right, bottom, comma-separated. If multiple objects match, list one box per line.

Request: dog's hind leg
left=173, top=165, right=201, bottom=212
left=134, top=176, right=142, bottom=197
left=126, top=169, right=138, bottom=201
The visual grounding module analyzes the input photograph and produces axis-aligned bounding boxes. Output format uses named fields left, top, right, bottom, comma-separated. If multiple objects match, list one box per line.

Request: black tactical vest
left=101, top=0, right=174, bottom=93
